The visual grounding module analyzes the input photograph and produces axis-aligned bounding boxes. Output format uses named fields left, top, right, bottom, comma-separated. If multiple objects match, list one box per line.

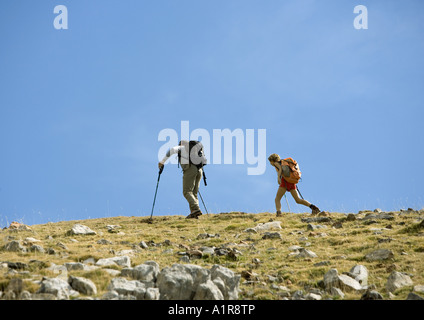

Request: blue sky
left=1, top=1, right=423, bottom=227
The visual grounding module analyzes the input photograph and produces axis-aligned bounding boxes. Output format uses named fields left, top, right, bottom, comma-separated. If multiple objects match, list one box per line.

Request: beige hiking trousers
left=181, top=164, right=203, bottom=213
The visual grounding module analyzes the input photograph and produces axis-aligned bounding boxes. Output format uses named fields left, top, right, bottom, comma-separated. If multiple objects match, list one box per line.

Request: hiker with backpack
left=268, top=153, right=321, bottom=217
left=158, top=140, right=207, bottom=219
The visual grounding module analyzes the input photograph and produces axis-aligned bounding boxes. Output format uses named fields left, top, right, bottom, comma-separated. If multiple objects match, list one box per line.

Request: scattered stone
left=3, top=240, right=26, bottom=253
left=324, top=268, right=363, bottom=293
left=56, top=242, right=68, bottom=250
left=291, top=290, right=305, bottom=300
left=227, top=248, right=242, bottom=260
left=179, top=255, right=190, bottom=263
left=64, top=262, right=96, bottom=272
left=66, top=224, right=96, bottom=236
left=306, top=224, right=327, bottom=231
left=262, top=232, right=282, bottom=240
left=68, top=276, right=97, bottom=295
left=6, top=278, right=24, bottom=297
left=296, top=248, right=317, bottom=259
left=318, top=211, right=331, bottom=217
left=361, top=290, right=383, bottom=300
left=8, top=222, right=32, bottom=231
left=46, top=248, right=56, bottom=255
left=197, top=233, right=219, bottom=240
left=377, top=237, right=393, bottom=243
left=346, top=214, right=356, bottom=221
left=29, top=245, right=45, bottom=253
left=200, top=247, right=215, bottom=256
left=365, top=249, right=394, bottom=261
left=19, top=291, right=32, bottom=300
left=413, top=285, right=424, bottom=293
left=363, top=213, right=395, bottom=221
left=241, top=270, right=256, bottom=280
left=24, top=237, right=41, bottom=244
left=244, top=221, right=282, bottom=233
left=97, top=239, right=113, bottom=245
left=314, top=261, right=331, bottom=267
left=332, top=221, right=343, bottom=229
left=106, top=225, right=121, bottom=233
left=349, top=265, right=369, bottom=286
left=37, top=277, right=79, bottom=300
left=386, top=271, right=413, bottom=293
left=120, top=261, right=159, bottom=287
left=107, top=277, right=158, bottom=300
left=406, top=292, right=424, bottom=300
left=139, top=241, right=148, bottom=249
left=95, top=256, right=131, bottom=268
left=188, top=249, right=203, bottom=259
left=156, top=263, right=240, bottom=300
left=329, top=287, right=345, bottom=299
left=301, top=217, right=332, bottom=223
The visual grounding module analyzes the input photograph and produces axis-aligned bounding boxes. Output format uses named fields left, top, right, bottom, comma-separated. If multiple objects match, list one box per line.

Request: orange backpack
left=280, top=158, right=301, bottom=184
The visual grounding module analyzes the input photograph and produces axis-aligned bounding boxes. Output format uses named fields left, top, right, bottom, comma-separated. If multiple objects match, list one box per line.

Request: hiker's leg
left=275, top=187, right=286, bottom=212
left=183, top=165, right=201, bottom=213
left=289, top=189, right=311, bottom=207
left=192, top=168, right=202, bottom=201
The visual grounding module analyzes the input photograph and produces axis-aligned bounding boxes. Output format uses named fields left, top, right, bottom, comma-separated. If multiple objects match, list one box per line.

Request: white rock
left=37, top=277, right=79, bottom=300
left=64, top=262, right=97, bottom=271
left=120, top=261, right=159, bottom=286
left=66, top=224, right=96, bottom=236
left=413, top=285, right=424, bottom=293
left=210, top=264, right=240, bottom=300
left=96, top=256, right=131, bottom=268
left=295, top=248, right=318, bottom=258
left=107, top=277, right=147, bottom=299
left=305, top=292, right=322, bottom=300
left=68, top=276, right=97, bottom=295
left=330, top=287, right=345, bottom=299
left=244, top=221, right=282, bottom=233
left=156, top=263, right=240, bottom=300
left=193, top=280, right=224, bottom=300
left=324, top=268, right=364, bottom=293
left=350, top=265, right=369, bottom=286
left=386, top=272, right=413, bottom=293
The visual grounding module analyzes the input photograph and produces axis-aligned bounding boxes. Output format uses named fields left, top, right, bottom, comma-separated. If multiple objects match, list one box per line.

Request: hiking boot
left=186, top=210, right=202, bottom=219
left=276, top=210, right=282, bottom=217
left=310, top=205, right=320, bottom=215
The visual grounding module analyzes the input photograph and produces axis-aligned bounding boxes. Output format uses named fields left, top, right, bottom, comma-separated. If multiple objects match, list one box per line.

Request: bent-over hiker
left=159, top=140, right=207, bottom=219
left=268, top=153, right=321, bottom=217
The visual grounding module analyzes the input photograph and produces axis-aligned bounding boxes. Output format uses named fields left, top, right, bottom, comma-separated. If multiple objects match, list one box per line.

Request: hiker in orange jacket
left=268, top=153, right=321, bottom=217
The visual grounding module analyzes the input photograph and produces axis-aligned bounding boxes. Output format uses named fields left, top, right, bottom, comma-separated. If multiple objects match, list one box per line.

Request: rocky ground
left=1, top=209, right=423, bottom=300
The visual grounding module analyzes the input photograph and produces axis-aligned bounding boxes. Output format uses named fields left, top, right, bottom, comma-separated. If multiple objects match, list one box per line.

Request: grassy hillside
left=1, top=210, right=423, bottom=300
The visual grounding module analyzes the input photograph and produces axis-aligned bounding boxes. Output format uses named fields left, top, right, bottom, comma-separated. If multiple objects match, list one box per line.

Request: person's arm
left=158, top=146, right=182, bottom=169
left=274, top=162, right=283, bottom=185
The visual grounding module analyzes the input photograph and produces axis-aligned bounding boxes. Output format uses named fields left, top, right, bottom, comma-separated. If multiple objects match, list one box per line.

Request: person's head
left=268, top=153, right=280, bottom=167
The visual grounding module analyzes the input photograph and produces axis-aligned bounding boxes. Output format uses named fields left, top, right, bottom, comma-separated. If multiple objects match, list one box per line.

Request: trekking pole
left=284, top=194, right=291, bottom=213
left=296, top=185, right=304, bottom=200
left=149, top=166, right=163, bottom=222
left=202, top=170, right=207, bottom=186
left=198, top=190, right=209, bottom=215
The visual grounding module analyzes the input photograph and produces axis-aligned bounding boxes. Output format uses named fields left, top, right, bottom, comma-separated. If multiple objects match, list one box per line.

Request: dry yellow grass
left=1, top=210, right=423, bottom=300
